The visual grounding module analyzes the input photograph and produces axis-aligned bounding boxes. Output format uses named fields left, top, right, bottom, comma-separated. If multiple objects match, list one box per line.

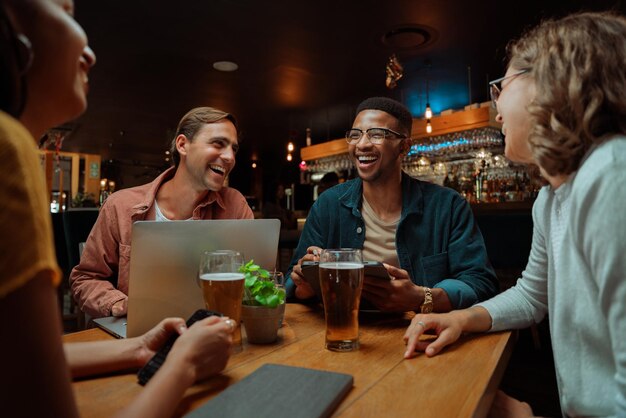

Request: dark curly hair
left=356, top=96, right=413, bottom=137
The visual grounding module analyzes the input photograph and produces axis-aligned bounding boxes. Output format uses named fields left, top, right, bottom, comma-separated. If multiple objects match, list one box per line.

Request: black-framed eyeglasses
left=488, top=69, right=529, bottom=108
left=345, top=127, right=406, bottom=145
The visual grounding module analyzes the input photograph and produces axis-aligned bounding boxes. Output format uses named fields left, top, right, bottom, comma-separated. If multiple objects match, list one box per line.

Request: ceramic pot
left=241, top=303, right=285, bottom=344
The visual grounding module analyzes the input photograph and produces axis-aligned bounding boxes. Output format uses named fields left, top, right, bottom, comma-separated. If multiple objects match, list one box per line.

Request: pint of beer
left=319, top=249, right=364, bottom=351
left=198, top=250, right=245, bottom=347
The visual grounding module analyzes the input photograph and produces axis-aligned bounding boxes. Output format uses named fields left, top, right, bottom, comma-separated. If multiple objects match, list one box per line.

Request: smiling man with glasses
left=287, top=97, right=498, bottom=314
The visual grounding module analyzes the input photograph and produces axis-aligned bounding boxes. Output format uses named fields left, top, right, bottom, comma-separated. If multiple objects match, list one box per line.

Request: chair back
left=51, top=212, right=69, bottom=276
left=62, top=208, right=100, bottom=269
left=474, top=210, right=533, bottom=290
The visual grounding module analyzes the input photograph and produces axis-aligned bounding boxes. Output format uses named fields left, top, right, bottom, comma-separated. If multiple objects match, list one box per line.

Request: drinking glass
left=270, top=271, right=286, bottom=326
left=319, top=248, right=364, bottom=351
left=198, top=250, right=245, bottom=348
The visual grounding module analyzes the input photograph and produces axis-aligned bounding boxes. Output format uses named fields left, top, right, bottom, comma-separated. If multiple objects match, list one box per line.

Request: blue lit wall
left=400, top=61, right=473, bottom=119
left=404, top=78, right=470, bottom=118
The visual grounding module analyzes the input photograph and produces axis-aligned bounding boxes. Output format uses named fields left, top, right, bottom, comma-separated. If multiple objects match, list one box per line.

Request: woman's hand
left=403, top=312, right=465, bottom=358
left=135, top=316, right=235, bottom=383
left=403, top=307, right=493, bottom=359
left=165, top=316, right=235, bottom=383
left=134, top=317, right=188, bottom=366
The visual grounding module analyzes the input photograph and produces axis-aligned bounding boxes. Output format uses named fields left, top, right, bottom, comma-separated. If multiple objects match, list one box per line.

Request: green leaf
left=266, top=294, right=280, bottom=308
left=245, top=275, right=256, bottom=288
left=276, top=287, right=286, bottom=304
left=240, top=258, right=283, bottom=307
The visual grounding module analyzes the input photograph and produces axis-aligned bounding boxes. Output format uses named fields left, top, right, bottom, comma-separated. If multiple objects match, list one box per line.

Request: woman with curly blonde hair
left=404, top=12, right=626, bottom=417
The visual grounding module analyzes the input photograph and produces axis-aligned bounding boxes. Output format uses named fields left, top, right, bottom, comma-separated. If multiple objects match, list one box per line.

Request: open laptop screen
left=126, top=219, right=280, bottom=337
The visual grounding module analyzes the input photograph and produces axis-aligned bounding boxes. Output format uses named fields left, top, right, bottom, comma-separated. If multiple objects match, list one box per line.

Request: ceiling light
left=381, top=25, right=437, bottom=50
left=287, top=142, right=294, bottom=152
left=287, top=153, right=292, bottom=162
left=424, top=104, right=432, bottom=119
left=212, top=61, right=239, bottom=72
left=426, top=120, right=432, bottom=134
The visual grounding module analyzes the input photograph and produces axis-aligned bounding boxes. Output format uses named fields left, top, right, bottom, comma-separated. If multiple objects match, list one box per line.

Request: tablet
left=300, top=260, right=390, bottom=300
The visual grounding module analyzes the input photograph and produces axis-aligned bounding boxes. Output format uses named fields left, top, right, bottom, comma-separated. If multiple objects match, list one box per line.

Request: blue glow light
left=407, top=137, right=471, bottom=156
left=402, top=67, right=471, bottom=118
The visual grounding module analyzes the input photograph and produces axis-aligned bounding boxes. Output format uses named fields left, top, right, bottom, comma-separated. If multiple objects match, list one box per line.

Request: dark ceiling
left=67, top=0, right=625, bottom=191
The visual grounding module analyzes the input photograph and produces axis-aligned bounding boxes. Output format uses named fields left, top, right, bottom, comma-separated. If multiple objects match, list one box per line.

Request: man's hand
left=291, top=246, right=321, bottom=299
left=361, top=264, right=422, bottom=312
left=111, top=298, right=128, bottom=317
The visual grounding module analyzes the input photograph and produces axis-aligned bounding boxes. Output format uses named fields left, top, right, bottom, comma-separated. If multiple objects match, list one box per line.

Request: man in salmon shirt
left=70, top=107, right=254, bottom=318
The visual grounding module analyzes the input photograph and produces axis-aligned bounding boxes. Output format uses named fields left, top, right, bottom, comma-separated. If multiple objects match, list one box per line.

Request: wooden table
left=64, top=304, right=514, bottom=418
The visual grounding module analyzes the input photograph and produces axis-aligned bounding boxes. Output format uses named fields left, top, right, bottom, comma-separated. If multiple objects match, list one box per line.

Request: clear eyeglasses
left=345, top=127, right=406, bottom=145
left=488, top=69, right=529, bottom=108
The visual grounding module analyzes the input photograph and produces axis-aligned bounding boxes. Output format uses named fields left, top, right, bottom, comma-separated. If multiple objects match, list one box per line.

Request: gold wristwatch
left=420, top=287, right=433, bottom=313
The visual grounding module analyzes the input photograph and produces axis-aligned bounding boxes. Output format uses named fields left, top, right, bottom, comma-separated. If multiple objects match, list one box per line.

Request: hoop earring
left=15, top=33, right=33, bottom=75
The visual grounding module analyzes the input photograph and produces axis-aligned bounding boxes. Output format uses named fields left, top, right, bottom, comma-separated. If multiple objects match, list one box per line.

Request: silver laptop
left=112, top=219, right=280, bottom=338
left=93, top=316, right=127, bottom=339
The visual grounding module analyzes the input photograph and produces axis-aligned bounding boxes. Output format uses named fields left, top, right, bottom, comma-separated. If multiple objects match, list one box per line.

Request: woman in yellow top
left=0, top=1, right=236, bottom=417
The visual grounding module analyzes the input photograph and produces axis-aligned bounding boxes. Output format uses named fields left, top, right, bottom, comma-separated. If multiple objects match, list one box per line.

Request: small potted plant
left=239, top=260, right=286, bottom=344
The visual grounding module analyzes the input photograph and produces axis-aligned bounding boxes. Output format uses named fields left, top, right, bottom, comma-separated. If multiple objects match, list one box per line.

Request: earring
left=15, top=33, right=33, bottom=75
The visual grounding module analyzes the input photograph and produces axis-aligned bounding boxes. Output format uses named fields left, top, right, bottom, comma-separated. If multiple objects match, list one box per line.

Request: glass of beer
left=319, top=248, right=364, bottom=351
left=198, top=250, right=245, bottom=348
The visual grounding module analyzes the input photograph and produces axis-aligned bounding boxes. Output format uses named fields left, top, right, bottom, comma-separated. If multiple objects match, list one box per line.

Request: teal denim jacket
left=286, top=174, right=498, bottom=309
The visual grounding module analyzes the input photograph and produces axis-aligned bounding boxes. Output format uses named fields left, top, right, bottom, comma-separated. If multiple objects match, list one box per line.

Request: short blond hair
left=508, top=12, right=626, bottom=176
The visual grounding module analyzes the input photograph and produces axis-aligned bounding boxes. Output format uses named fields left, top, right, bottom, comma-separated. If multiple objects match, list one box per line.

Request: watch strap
left=420, top=287, right=433, bottom=313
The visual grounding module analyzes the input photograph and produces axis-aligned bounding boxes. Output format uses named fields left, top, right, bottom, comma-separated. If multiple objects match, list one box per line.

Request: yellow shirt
left=0, top=111, right=60, bottom=298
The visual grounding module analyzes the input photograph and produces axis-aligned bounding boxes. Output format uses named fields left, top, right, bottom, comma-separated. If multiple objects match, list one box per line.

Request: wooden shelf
left=412, top=105, right=499, bottom=140
left=39, top=150, right=101, bottom=204
left=300, top=138, right=348, bottom=161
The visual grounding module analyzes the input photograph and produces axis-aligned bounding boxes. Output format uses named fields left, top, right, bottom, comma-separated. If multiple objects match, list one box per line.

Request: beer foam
left=199, top=273, right=245, bottom=281
left=319, top=262, right=364, bottom=270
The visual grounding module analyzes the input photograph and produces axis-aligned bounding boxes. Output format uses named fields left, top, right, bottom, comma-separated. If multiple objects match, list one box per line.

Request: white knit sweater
left=477, top=136, right=626, bottom=417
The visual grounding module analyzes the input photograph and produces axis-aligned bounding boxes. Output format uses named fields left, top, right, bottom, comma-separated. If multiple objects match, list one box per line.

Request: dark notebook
left=184, top=363, right=354, bottom=418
